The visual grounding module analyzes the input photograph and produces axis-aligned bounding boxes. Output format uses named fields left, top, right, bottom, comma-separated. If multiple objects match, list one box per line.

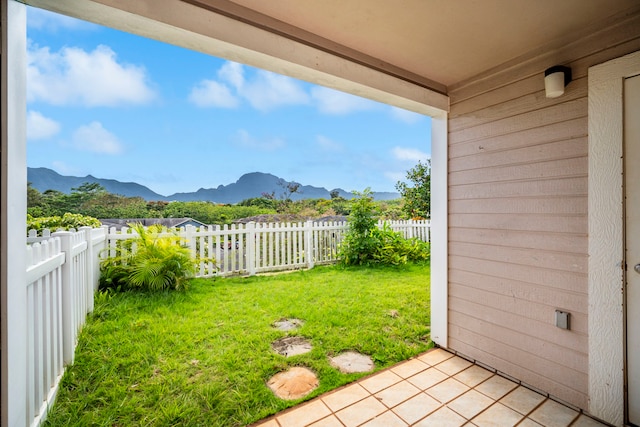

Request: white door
left=625, top=73, right=640, bottom=426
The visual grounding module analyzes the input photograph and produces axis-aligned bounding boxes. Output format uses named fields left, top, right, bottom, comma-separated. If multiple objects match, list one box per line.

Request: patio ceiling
left=188, top=0, right=640, bottom=91
left=24, top=0, right=640, bottom=113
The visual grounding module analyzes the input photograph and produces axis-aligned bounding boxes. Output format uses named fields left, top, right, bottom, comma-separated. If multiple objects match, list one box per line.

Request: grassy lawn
left=44, top=263, right=432, bottom=427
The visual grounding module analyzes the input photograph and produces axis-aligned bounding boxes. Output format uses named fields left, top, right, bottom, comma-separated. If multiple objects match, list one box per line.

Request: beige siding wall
left=446, top=13, right=640, bottom=410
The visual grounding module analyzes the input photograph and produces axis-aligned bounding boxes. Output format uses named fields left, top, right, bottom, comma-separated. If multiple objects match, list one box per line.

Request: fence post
left=184, top=225, right=196, bottom=259
left=247, top=222, right=256, bottom=276
left=52, top=230, right=75, bottom=365
left=79, top=227, right=94, bottom=313
left=305, top=220, right=314, bottom=269
left=96, top=226, right=108, bottom=288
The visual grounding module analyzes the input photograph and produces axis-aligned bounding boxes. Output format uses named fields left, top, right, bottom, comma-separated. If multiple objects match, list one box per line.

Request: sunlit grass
left=44, top=263, right=431, bottom=426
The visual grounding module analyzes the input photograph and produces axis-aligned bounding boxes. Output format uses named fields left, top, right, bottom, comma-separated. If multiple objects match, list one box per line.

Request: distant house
left=100, top=218, right=207, bottom=229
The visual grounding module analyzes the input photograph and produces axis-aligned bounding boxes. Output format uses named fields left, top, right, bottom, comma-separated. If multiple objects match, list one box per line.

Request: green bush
left=99, top=224, right=197, bottom=292
left=338, top=189, right=379, bottom=265
left=371, top=223, right=430, bottom=265
left=27, top=212, right=101, bottom=234
left=339, top=189, right=430, bottom=266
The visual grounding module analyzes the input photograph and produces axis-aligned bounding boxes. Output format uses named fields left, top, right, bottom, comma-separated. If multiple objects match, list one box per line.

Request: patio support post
left=1, top=1, right=28, bottom=425
left=430, top=114, right=449, bottom=348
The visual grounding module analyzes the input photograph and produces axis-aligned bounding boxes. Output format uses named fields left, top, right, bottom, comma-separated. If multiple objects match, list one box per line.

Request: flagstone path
left=267, top=318, right=375, bottom=401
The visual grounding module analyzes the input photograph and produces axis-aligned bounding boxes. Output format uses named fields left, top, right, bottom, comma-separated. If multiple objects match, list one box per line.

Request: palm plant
left=99, top=223, right=197, bottom=291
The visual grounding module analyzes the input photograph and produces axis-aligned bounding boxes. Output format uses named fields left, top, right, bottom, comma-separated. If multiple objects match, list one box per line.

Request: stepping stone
left=272, top=336, right=312, bottom=357
left=267, top=367, right=319, bottom=400
left=329, top=351, right=374, bottom=373
left=273, top=318, right=304, bottom=331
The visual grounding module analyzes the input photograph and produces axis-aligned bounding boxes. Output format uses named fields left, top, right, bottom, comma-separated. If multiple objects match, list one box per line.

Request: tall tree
left=274, top=179, right=302, bottom=213
left=395, top=159, right=431, bottom=219
left=27, top=182, right=43, bottom=207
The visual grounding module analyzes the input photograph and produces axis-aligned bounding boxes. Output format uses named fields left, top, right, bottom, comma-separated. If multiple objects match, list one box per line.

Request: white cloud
left=51, top=161, right=82, bottom=176
left=72, top=122, right=123, bottom=154
left=27, top=43, right=156, bottom=106
left=218, top=61, right=245, bottom=90
left=311, top=87, right=379, bottom=115
left=232, top=129, right=285, bottom=151
left=189, top=80, right=239, bottom=108
left=27, top=110, right=61, bottom=140
left=391, top=146, right=430, bottom=163
left=390, top=106, right=424, bottom=124
left=384, top=171, right=406, bottom=183
left=27, top=7, right=97, bottom=32
left=315, top=135, right=344, bottom=152
left=190, top=61, right=309, bottom=111
left=191, top=61, right=394, bottom=115
left=242, top=70, right=310, bottom=111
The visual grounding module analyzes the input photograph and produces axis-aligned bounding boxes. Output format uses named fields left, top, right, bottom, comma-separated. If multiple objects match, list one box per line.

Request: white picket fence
left=105, top=220, right=430, bottom=277
left=383, top=220, right=431, bottom=242
left=23, top=219, right=429, bottom=427
left=25, top=227, right=106, bottom=427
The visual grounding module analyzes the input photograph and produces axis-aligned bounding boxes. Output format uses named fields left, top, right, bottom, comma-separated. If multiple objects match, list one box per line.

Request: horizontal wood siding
left=446, top=12, right=640, bottom=410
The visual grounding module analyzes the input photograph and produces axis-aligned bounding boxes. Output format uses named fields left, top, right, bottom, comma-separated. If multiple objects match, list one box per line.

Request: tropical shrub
left=371, top=223, right=430, bottom=265
left=27, top=212, right=101, bottom=234
left=99, top=224, right=197, bottom=291
left=338, top=189, right=379, bottom=265
left=339, top=189, right=430, bottom=266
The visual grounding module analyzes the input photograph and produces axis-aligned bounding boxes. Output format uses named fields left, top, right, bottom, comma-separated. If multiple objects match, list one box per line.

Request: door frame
left=588, top=49, right=640, bottom=427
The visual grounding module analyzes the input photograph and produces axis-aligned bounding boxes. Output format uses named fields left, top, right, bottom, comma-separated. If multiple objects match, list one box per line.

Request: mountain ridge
left=27, top=167, right=400, bottom=203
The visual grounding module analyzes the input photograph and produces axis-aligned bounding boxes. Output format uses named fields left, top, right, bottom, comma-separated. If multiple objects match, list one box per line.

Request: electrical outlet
left=555, top=310, right=570, bottom=330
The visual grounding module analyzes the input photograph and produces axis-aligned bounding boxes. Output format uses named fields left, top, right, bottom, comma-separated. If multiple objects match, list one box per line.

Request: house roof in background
left=100, top=218, right=207, bottom=229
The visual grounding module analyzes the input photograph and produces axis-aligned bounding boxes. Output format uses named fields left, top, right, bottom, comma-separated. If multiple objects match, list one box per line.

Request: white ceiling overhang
left=23, top=0, right=640, bottom=117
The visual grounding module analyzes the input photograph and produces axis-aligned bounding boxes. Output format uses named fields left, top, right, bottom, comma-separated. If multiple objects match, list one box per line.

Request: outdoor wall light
left=544, top=65, right=572, bottom=98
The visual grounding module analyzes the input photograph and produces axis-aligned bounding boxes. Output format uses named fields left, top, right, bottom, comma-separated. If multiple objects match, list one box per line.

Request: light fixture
left=544, top=65, right=572, bottom=98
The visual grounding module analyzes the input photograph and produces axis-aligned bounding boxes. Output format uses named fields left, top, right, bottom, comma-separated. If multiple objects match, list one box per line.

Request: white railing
left=105, top=220, right=430, bottom=277
left=25, top=227, right=106, bottom=427
left=23, top=219, right=428, bottom=427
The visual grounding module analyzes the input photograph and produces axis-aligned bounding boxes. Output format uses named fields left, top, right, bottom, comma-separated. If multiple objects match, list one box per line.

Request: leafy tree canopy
left=27, top=181, right=405, bottom=226
left=395, top=159, right=431, bottom=219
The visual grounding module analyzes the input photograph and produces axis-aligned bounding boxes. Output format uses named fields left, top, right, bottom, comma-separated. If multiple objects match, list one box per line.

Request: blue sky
left=26, top=7, right=431, bottom=197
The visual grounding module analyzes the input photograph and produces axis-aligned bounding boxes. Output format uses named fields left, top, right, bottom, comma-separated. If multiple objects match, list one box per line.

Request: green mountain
left=27, top=167, right=400, bottom=203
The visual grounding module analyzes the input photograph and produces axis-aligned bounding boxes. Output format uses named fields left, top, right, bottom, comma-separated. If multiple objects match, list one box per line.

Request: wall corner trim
left=587, top=49, right=640, bottom=427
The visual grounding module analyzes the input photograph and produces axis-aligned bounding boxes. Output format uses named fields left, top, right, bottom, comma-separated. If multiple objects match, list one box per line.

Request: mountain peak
left=27, top=167, right=399, bottom=203
left=239, top=171, right=278, bottom=179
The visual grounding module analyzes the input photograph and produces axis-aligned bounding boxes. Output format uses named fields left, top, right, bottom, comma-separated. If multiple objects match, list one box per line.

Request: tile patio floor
left=252, top=348, right=609, bottom=427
